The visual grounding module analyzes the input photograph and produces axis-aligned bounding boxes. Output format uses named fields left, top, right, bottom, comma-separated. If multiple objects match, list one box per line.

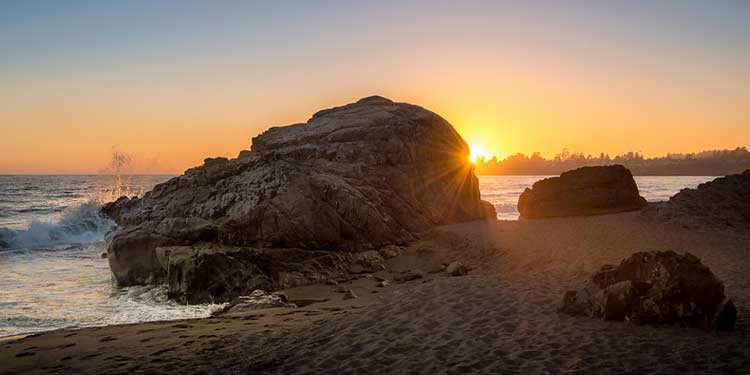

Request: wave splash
left=0, top=200, right=115, bottom=250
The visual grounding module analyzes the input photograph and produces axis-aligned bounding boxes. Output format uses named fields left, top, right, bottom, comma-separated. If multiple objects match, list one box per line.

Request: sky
left=1, top=0, right=748, bottom=174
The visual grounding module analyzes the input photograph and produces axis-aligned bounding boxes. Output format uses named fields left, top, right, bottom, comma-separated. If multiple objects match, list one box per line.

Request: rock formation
left=645, top=170, right=750, bottom=232
left=101, top=96, right=495, bottom=302
left=559, top=251, right=736, bottom=331
left=517, top=165, right=647, bottom=219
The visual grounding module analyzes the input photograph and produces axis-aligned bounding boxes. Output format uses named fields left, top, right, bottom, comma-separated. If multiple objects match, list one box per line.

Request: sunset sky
left=1, top=1, right=748, bottom=174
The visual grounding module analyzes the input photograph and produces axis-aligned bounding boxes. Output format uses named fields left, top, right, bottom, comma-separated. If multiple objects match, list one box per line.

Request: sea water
left=0, top=175, right=226, bottom=338
left=479, top=175, right=717, bottom=220
left=0, top=175, right=717, bottom=337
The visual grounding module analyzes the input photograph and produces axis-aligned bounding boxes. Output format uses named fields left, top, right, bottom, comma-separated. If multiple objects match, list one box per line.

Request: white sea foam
left=105, top=285, right=226, bottom=326
left=0, top=200, right=115, bottom=250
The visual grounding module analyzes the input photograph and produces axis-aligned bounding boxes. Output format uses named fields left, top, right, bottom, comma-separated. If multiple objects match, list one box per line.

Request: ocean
left=0, top=174, right=717, bottom=337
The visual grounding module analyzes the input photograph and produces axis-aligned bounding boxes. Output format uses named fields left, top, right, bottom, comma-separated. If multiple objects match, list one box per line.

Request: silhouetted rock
left=646, top=170, right=750, bottom=232
left=101, top=96, right=495, bottom=302
left=559, top=251, right=736, bottom=331
left=517, top=165, right=646, bottom=219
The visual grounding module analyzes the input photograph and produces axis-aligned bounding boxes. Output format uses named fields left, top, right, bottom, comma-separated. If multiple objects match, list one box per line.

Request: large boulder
left=559, top=251, right=736, bottom=331
left=517, top=165, right=646, bottom=219
left=645, top=170, right=750, bottom=232
left=101, top=96, right=495, bottom=300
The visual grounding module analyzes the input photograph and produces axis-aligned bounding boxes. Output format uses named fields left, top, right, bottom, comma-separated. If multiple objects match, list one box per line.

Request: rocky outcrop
left=517, top=165, right=646, bottom=219
left=645, top=170, right=750, bottom=232
left=559, top=251, right=736, bottom=331
left=101, top=96, right=495, bottom=301
left=155, top=245, right=386, bottom=304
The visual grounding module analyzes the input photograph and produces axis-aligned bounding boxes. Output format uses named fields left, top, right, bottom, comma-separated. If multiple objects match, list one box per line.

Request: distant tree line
left=473, top=147, right=750, bottom=176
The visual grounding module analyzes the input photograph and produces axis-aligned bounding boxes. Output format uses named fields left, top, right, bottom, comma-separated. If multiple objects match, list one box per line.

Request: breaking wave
left=0, top=200, right=115, bottom=250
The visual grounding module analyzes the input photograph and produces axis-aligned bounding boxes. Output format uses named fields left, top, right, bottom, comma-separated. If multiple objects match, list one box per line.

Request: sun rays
left=468, top=145, right=493, bottom=164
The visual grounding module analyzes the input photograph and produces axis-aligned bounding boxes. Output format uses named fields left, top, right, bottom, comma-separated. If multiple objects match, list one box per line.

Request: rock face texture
left=101, top=96, right=495, bottom=302
left=517, top=165, right=647, bottom=219
left=646, top=170, right=750, bottom=232
left=559, top=251, right=736, bottom=331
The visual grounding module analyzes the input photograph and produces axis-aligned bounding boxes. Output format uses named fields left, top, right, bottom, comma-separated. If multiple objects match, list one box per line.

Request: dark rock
left=518, top=165, right=647, bottom=219
left=106, top=225, right=182, bottom=286
left=102, top=96, right=495, bottom=297
left=343, top=290, right=358, bottom=300
left=378, top=245, right=403, bottom=259
left=376, top=280, right=389, bottom=288
left=559, top=251, right=736, bottom=330
left=445, top=261, right=469, bottom=276
left=348, top=251, right=386, bottom=274
left=288, top=298, right=330, bottom=307
left=394, top=270, right=425, bottom=282
left=712, top=298, right=737, bottom=331
left=645, top=169, right=750, bottom=232
left=99, top=196, right=134, bottom=224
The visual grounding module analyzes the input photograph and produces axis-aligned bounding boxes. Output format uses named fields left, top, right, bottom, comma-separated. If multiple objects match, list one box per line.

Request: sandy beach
left=2, top=212, right=748, bottom=374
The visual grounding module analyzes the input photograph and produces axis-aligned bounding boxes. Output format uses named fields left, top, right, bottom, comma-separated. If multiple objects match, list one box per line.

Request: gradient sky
left=1, top=0, right=748, bottom=174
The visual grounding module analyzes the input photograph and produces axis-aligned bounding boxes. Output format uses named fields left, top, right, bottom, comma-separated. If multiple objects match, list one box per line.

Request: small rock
left=373, top=275, right=386, bottom=282
left=378, top=245, right=402, bottom=259
left=427, top=265, right=445, bottom=274
left=100, top=252, right=108, bottom=259
left=376, top=280, right=389, bottom=288
left=445, top=262, right=469, bottom=276
left=325, top=279, right=339, bottom=286
left=394, top=270, right=424, bottom=282
left=712, top=298, right=737, bottom=331
left=349, top=251, right=386, bottom=274
left=343, top=290, right=358, bottom=300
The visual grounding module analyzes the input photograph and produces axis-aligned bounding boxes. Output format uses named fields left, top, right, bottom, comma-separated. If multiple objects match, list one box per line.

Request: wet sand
left=2, top=212, right=749, bottom=374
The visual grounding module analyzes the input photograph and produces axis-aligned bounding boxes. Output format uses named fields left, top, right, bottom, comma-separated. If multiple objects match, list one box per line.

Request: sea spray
left=104, top=148, right=137, bottom=202
left=0, top=200, right=116, bottom=249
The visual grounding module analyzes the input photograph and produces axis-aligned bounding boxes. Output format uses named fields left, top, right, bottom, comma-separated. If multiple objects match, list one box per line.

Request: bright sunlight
left=468, top=145, right=493, bottom=163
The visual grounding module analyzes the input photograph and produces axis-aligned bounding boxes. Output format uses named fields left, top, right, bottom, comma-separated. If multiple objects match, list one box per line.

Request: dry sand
left=2, top=212, right=749, bottom=374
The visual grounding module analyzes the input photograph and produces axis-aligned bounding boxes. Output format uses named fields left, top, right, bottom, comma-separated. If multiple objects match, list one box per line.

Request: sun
left=468, top=145, right=493, bottom=163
